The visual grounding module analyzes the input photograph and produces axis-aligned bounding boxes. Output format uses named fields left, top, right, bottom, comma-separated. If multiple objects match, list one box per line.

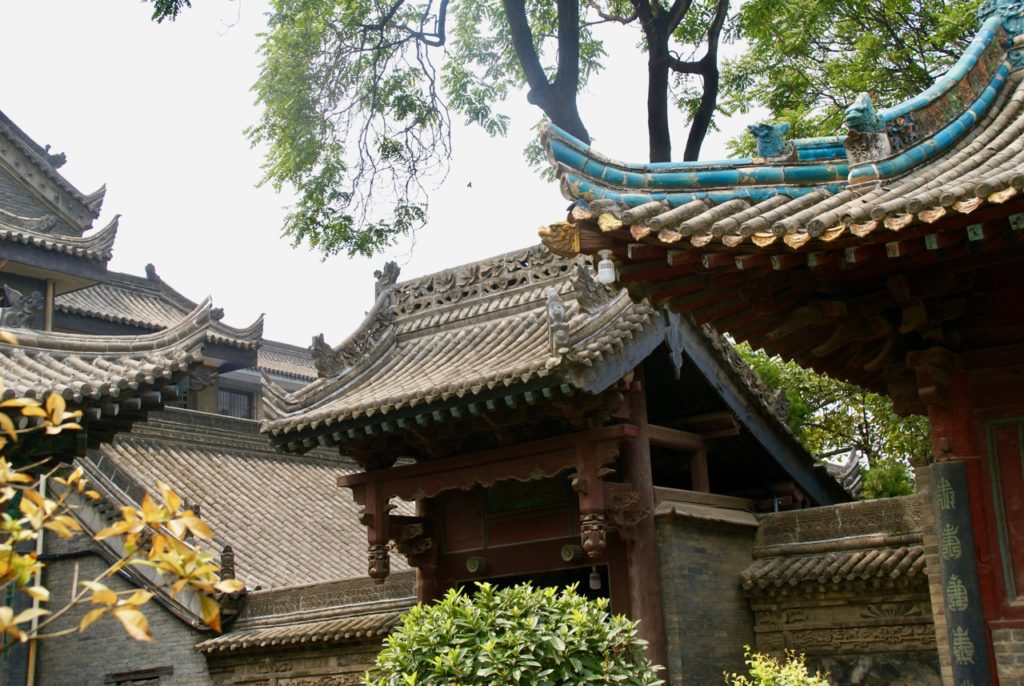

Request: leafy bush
left=724, top=647, right=829, bottom=686
left=861, top=457, right=915, bottom=499
left=365, top=582, right=663, bottom=685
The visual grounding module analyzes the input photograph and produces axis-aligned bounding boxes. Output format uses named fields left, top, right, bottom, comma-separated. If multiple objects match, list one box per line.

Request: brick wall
left=37, top=546, right=210, bottom=686
left=993, top=628, right=1024, bottom=686
left=656, top=509, right=757, bottom=685
left=0, top=166, right=76, bottom=235
left=207, top=643, right=386, bottom=685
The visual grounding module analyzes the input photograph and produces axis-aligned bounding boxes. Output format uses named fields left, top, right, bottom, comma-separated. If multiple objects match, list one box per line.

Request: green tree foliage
left=722, top=0, right=981, bottom=154
left=150, top=0, right=732, bottom=257
left=724, top=646, right=829, bottom=686
left=364, top=583, right=663, bottom=685
left=737, top=343, right=927, bottom=498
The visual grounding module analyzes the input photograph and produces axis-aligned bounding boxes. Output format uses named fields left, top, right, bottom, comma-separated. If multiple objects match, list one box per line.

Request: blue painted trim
left=561, top=172, right=846, bottom=207
left=879, top=16, right=1002, bottom=122
left=849, top=62, right=1010, bottom=184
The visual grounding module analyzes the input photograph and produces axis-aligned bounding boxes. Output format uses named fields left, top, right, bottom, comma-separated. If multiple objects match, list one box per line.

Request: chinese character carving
left=952, top=626, right=975, bottom=665
left=936, top=477, right=956, bottom=510
left=946, top=574, right=969, bottom=612
left=940, top=524, right=963, bottom=560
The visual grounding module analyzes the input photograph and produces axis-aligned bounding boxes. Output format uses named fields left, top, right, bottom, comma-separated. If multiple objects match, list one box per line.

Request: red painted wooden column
left=910, top=350, right=998, bottom=683
left=618, top=368, right=669, bottom=670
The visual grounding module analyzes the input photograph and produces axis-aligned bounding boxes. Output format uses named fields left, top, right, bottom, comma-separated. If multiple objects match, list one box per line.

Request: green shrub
left=364, top=582, right=663, bottom=685
left=724, top=646, right=829, bottom=686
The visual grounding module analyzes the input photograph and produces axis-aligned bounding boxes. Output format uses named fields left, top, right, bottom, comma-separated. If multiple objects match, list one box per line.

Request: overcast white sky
left=0, top=0, right=752, bottom=346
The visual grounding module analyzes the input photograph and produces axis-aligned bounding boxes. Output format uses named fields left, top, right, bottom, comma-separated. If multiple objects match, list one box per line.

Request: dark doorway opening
left=458, top=565, right=610, bottom=601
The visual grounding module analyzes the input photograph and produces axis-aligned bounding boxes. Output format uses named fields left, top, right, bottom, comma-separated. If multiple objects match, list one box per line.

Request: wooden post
left=619, top=367, right=669, bottom=671
left=416, top=499, right=438, bottom=603
left=691, top=450, right=710, bottom=492
left=908, top=351, right=996, bottom=685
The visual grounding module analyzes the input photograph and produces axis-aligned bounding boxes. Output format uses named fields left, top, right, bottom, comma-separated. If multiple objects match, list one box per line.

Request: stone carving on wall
left=279, top=676, right=362, bottom=686
left=757, top=497, right=921, bottom=548
left=0, top=285, right=44, bottom=330
left=860, top=602, right=923, bottom=619
left=780, top=624, right=936, bottom=654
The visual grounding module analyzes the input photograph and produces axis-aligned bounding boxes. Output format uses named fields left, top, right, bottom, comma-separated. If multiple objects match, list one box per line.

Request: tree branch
left=502, top=0, right=551, bottom=98
left=665, top=0, right=692, bottom=33
left=554, top=0, right=581, bottom=98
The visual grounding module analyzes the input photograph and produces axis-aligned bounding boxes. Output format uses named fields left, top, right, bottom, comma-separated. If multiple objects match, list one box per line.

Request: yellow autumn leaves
left=0, top=383, right=244, bottom=647
left=0, top=391, right=82, bottom=453
left=93, top=479, right=244, bottom=634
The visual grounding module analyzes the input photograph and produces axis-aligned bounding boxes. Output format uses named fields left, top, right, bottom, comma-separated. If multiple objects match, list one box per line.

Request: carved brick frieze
left=756, top=497, right=921, bottom=548
left=752, top=595, right=935, bottom=657
left=278, top=676, right=362, bottom=686
left=759, top=623, right=936, bottom=656
left=392, top=245, right=568, bottom=318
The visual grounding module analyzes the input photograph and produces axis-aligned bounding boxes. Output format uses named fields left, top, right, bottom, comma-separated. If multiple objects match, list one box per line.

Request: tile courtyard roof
left=56, top=268, right=263, bottom=351
left=257, top=339, right=317, bottom=382
left=0, top=300, right=211, bottom=449
left=196, top=572, right=415, bottom=654
left=740, top=496, right=925, bottom=597
left=0, top=208, right=116, bottom=264
left=198, top=610, right=403, bottom=653
left=741, top=545, right=927, bottom=593
left=82, top=407, right=410, bottom=589
left=263, top=245, right=662, bottom=446
left=537, top=6, right=1024, bottom=396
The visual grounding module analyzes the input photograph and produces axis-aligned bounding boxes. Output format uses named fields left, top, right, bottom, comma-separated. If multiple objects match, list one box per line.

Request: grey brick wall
left=656, top=514, right=756, bottom=686
left=0, top=166, right=48, bottom=219
left=37, top=549, right=210, bottom=686
left=993, top=628, right=1024, bottom=686
left=207, top=643, right=385, bottom=685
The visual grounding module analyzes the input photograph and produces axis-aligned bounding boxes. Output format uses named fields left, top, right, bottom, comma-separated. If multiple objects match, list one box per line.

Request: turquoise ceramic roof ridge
left=849, top=60, right=1012, bottom=185
left=877, top=15, right=1002, bottom=121
left=545, top=10, right=1017, bottom=210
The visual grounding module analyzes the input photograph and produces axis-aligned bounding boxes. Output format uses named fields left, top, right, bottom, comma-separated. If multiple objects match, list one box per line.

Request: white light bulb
left=596, top=250, right=617, bottom=285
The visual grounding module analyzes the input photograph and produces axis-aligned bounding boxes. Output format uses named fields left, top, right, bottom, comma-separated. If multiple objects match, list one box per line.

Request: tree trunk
left=682, top=60, right=717, bottom=161
left=647, top=44, right=672, bottom=163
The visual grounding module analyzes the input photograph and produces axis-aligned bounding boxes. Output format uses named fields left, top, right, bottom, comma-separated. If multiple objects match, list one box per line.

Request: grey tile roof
left=197, top=610, right=404, bottom=653
left=740, top=545, right=927, bottom=593
left=84, top=408, right=410, bottom=590
left=0, top=207, right=116, bottom=264
left=740, top=497, right=925, bottom=596
left=197, top=572, right=415, bottom=654
left=0, top=299, right=209, bottom=403
left=0, top=300, right=212, bottom=450
left=57, top=269, right=263, bottom=350
left=257, top=340, right=317, bottom=382
left=263, top=245, right=659, bottom=440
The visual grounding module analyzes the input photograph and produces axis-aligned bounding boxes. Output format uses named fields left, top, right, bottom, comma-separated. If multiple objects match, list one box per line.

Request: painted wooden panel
left=987, top=420, right=1024, bottom=600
